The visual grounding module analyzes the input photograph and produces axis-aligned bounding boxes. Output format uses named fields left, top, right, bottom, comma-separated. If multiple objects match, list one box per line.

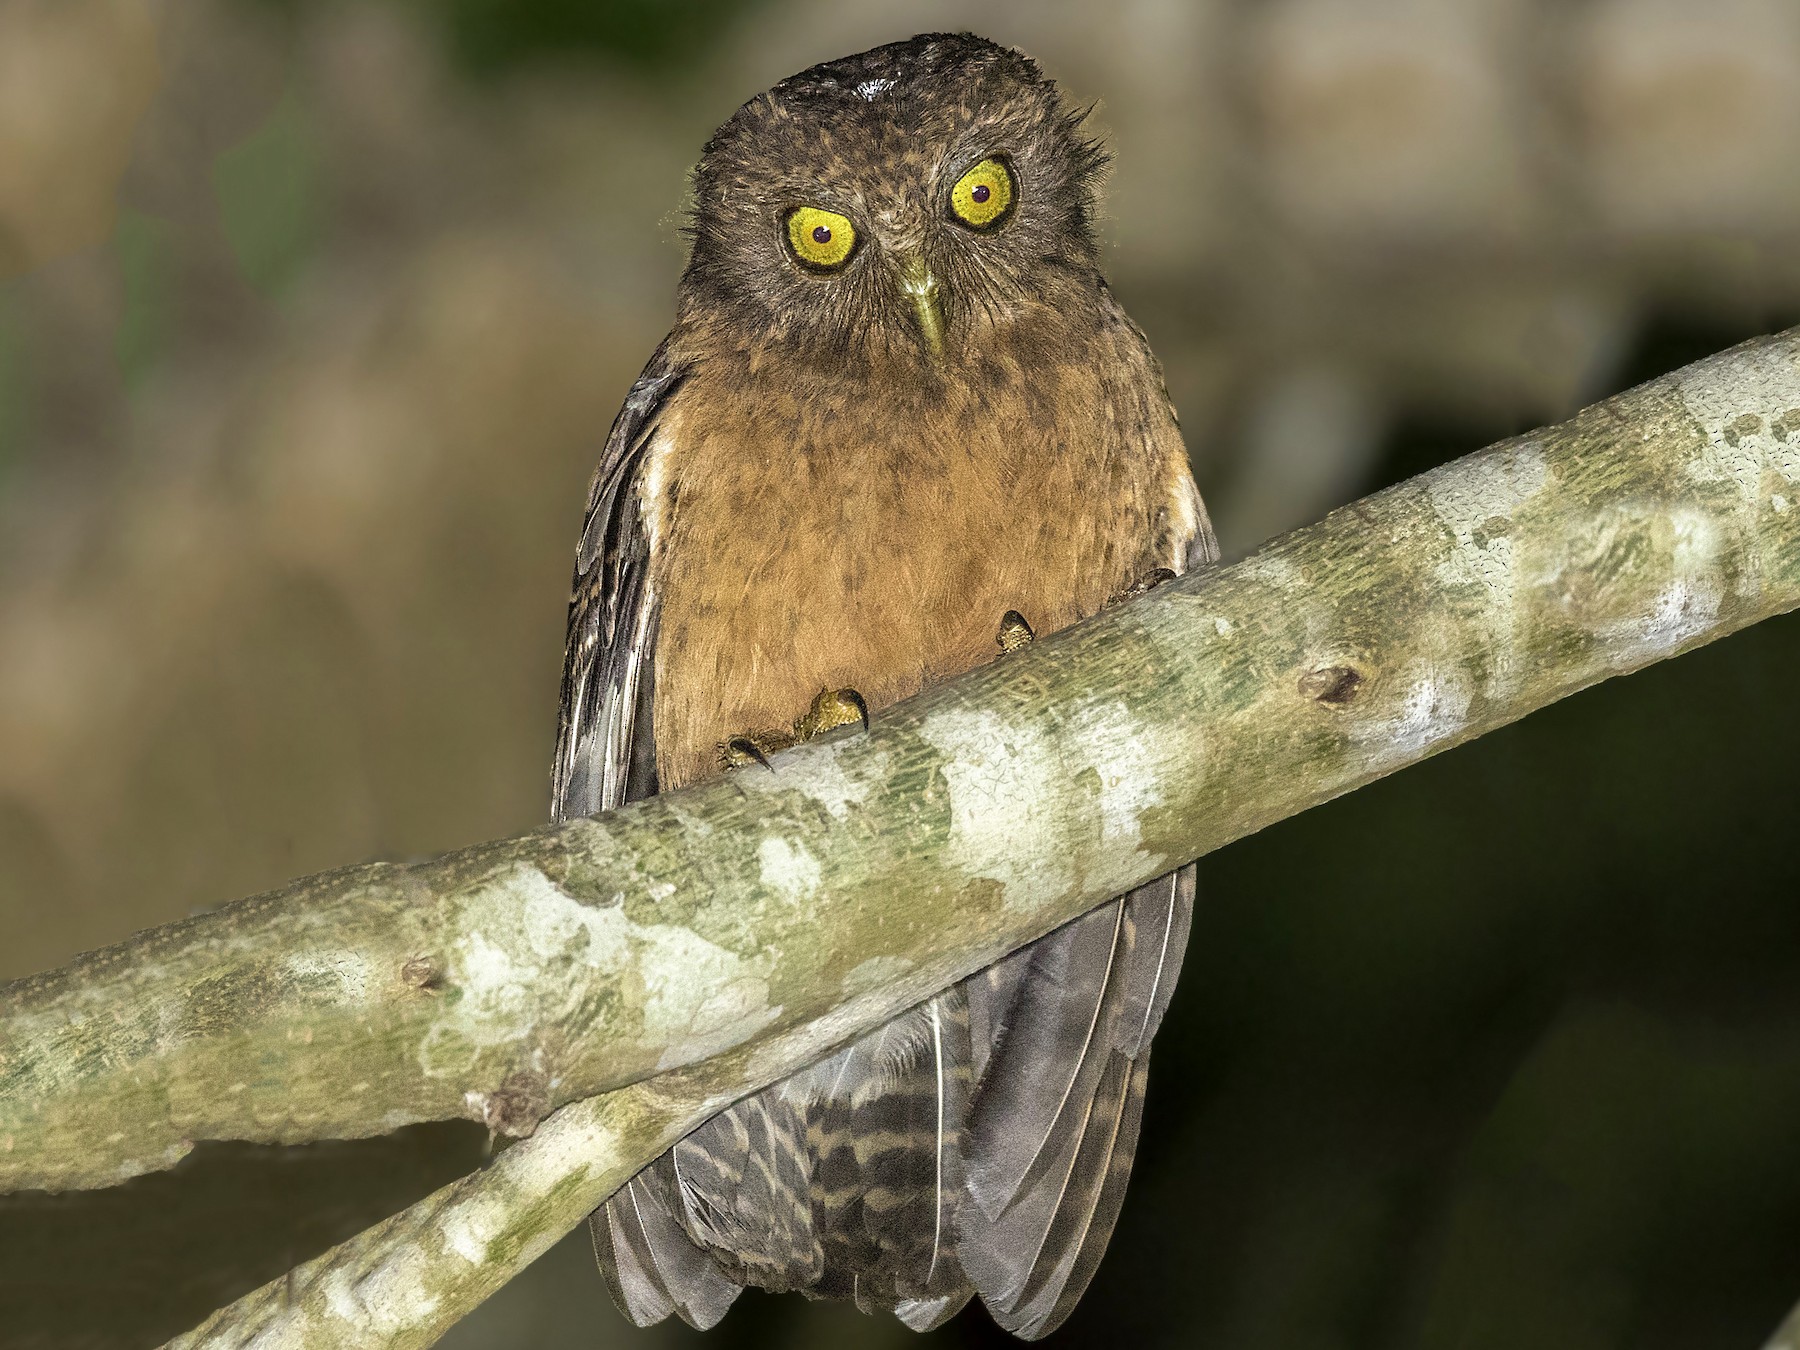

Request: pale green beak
left=897, top=253, right=945, bottom=360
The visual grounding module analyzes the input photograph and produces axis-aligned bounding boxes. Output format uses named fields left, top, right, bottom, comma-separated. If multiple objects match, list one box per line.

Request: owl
left=551, top=32, right=1215, bottom=1339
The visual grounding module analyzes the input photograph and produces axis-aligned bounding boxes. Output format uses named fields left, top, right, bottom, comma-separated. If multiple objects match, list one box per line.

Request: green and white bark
left=1, top=330, right=1797, bottom=1344
left=165, top=1035, right=862, bottom=1347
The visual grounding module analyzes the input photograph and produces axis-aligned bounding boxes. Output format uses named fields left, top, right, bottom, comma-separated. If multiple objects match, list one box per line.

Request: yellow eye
left=785, top=206, right=857, bottom=270
left=949, top=157, right=1015, bottom=230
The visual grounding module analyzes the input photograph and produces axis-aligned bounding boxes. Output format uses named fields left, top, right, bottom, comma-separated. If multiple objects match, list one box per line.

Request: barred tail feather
left=667, top=1094, right=821, bottom=1290
left=593, top=862, right=1191, bottom=1337
left=849, top=991, right=974, bottom=1308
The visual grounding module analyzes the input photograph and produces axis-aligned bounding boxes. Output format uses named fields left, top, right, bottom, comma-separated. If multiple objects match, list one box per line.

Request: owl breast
left=648, top=318, right=1189, bottom=790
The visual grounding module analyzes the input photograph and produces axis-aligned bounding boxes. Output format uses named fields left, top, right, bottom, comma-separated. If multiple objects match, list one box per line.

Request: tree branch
left=6, top=331, right=1798, bottom=1205
left=164, top=1027, right=856, bottom=1347
left=7, top=330, right=1800, bottom=1343
left=165, top=1087, right=681, bottom=1348
left=1766, top=1298, right=1800, bottom=1350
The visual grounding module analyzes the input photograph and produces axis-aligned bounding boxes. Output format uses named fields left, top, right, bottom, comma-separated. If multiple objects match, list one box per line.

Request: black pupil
left=812, top=224, right=832, bottom=244
left=972, top=184, right=991, bottom=204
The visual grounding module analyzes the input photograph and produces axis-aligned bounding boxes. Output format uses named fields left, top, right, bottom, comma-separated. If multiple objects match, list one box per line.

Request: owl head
left=680, top=34, right=1107, bottom=368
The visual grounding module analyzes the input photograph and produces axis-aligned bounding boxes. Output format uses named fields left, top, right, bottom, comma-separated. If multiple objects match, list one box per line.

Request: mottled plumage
left=552, top=33, right=1215, bottom=1339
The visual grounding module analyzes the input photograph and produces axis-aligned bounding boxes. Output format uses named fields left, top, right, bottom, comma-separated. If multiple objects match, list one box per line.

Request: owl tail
left=589, top=866, right=1194, bottom=1338
left=840, top=991, right=976, bottom=1314
left=591, top=994, right=979, bottom=1326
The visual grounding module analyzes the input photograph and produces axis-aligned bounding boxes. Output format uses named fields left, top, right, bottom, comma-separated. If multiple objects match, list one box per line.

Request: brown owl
left=551, top=32, right=1215, bottom=1339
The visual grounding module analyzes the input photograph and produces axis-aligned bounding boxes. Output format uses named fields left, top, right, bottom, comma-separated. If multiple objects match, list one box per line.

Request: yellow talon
left=721, top=688, right=867, bottom=771
left=996, top=609, right=1036, bottom=652
left=721, top=731, right=791, bottom=771
left=794, top=687, right=869, bottom=740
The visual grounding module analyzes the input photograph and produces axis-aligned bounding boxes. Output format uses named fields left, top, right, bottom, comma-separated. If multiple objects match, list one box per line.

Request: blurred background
left=2, top=0, right=1800, bottom=1346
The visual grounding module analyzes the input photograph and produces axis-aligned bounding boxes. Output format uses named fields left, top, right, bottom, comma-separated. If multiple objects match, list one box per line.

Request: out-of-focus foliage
left=437, top=0, right=777, bottom=75
left=255, top=0, right=779, bottom=75
left=0, top=2, right=1798, bottom=1348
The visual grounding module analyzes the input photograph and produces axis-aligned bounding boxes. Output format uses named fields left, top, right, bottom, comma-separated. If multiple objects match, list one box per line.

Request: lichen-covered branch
left=161, top=327, right=1800, bottom=1349
left=165, top=1022, right=862, bottom=1347
left=163, top=1088, right=681, bottom=1348
left=5, top=332, right=1799, bottom=1206
left=167, top=1081, right=724, bottom=1349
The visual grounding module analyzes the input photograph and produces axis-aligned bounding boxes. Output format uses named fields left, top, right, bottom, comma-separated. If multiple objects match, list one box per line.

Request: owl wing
left=550, top=340, right=683, bottom=823
left=551, top=345, right=744, bottom=1331
left=959, top=867, right=1197, bottom=1338
left=957, top=315, right=1217, bottom=1338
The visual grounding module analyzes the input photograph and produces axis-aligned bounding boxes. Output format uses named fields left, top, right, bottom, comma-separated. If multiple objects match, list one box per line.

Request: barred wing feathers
left=959, top=868, right=1195, bottom=1337
left=550, top=342, right=682, bottom=824
left=549, top=344, right=738, bottom=1329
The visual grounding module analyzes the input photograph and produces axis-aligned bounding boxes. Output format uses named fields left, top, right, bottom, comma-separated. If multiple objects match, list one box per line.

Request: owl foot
left=720, top=687, right=869, bottom=772
left=996, top=609, right=1036, bottom=652
left=794, top=686, right=869, bottom=739
left=722, top=734, right=784, bottom=771
left=1109, top=567, right=1177, bottom=606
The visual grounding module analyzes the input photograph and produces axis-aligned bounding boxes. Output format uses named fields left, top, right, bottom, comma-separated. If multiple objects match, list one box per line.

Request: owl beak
left=896, top=253, right=945, bottom=361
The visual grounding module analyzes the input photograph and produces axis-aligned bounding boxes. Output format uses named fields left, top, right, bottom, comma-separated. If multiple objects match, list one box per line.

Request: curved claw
left=841, top=687, right=870, bottom=733
left=722, top=737, right=777, bottom=772
left=721, top=688, right=870, bottom=775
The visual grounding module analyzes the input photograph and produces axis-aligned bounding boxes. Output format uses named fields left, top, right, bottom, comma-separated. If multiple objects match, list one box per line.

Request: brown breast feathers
left=648, top=298, right=1196, bottom=790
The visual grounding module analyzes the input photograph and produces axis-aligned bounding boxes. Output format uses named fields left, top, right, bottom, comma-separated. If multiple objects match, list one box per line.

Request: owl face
left=682, top=34, right=1106, bottom=368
